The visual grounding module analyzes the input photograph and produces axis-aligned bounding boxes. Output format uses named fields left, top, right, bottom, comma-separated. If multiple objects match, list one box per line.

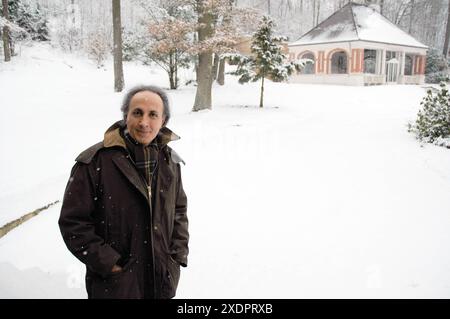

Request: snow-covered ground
left=1, top=43, right=450, bottom=298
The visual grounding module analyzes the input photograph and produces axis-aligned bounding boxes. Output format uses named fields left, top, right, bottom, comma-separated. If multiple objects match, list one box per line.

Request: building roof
left=289, top=2, right=428, bottom=49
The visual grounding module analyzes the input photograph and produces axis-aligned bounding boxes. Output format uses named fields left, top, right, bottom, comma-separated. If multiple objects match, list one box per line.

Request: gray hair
left=121, top=85, right=171, bottom=126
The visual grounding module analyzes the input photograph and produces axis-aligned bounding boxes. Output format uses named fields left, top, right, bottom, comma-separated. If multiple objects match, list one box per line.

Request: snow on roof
left=289, top=2, right=428, bottom=49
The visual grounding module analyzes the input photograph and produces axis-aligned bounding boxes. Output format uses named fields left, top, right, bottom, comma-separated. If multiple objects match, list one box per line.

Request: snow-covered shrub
left=408, top=82, right=450, bottom=148
left=425, top=71, right=450, bottom=85
left=86, top=31, right=110, bottom=68
left=55, top=25, right=81, bottom=52
left=122, top=30, right=143, bottom=62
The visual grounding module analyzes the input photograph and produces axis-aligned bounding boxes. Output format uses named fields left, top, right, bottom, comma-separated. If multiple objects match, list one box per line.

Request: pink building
left=288, top=2, right=428, bottom=85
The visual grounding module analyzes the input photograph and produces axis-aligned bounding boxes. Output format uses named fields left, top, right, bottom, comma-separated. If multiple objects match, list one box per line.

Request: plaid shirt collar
left=123, top=129, right=159, bottom=187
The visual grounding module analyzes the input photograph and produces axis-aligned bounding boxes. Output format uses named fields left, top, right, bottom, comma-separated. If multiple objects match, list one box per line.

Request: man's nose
left=139, top=116, right=150, bottom=127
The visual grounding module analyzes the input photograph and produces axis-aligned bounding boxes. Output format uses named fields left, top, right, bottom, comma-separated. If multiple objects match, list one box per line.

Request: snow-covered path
left=1, top=44, right=450, bottom=298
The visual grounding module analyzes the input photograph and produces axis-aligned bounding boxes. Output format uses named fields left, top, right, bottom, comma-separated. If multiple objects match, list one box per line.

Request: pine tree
left=33, top=4, right=49, bottom=41
left=410, top=82, right=450, bottom=144
left=0, top=0, right=49, bottom=42
left=425, top=48, right=449, bottom=84
left=229, top=16, right=305, bottom=108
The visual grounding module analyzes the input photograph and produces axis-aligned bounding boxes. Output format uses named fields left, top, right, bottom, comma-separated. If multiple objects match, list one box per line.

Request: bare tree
left=312, top=0, right=321, bottom=27
left=316, top=0, right=321, bottom=27
left=443, top=0, right=450, bottom=57
left=192, top=0, right=214, bottom=111
left=112, top=0, right=124, bottom=92
left=408, top=0, right=415, bottom=33
left=313, top=0, right=316, bottom=26
left=379, top=0, right=385, bottom=15
left=2, top=0, right=11, bottom=62
left=393, top=1, right=410, bottom=25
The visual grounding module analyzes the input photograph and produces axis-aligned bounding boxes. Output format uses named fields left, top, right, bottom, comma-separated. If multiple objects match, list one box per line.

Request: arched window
left=331, top=51, right=348, bottom=74
left=404, top=55, right=413, bottom=76
left=300, top=53, right=315, bottom=74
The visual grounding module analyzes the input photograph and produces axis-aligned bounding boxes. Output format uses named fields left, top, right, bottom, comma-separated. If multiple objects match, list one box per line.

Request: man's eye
left=132, top=110, right=142, bottom=116
left=150, top=113, right=158, bottom=118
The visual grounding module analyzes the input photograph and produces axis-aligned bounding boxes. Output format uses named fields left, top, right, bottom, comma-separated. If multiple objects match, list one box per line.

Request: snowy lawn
left=1, top=43, right=450, bottom=298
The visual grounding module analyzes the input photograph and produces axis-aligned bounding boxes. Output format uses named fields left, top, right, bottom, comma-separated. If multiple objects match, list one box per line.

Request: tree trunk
left=174, top=56, right=178, bottom=89
left=68, top=0, right=75, bottom=52
left=316, top=0, right=320, bottom=27
left=215, top=0, right=232, bottom=87
left=71, top=0, right=76, bottom=24
left=379, top=0, right=384, bottom=16
left=217, top=58, right=225, bottom=85
left=169, top=52, right=174, bottom=89
left=313, top=0, right=316, bottom=27
left=168, top=51, right=177, bottom=89
left=193, top=51, right=213, bottom=111
left=212, top=53, right=220, bottom=81
left=112, top=0, right=124, bottom=92
left=409, top=0, right=415, bottom=34
left=169, top=72, right=175, bottom=89
left=259, top=75, right=265, bottom=108
left=443, top=0, right=450, bottom=57
left=193, top=0, right=214, bottom=112
left=2, top=0, right=11, bottom=62
left=193, top=32, right=199, bottom=82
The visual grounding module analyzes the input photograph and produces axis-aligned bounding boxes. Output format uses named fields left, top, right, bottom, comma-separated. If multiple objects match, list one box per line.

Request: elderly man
left=59, top=85, right=189, bottom=299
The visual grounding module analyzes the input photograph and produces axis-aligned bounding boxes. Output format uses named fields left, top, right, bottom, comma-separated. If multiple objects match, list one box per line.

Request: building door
left=386, top=58, right=399, bottom=83
left=386, top=51, right=399, bottom=84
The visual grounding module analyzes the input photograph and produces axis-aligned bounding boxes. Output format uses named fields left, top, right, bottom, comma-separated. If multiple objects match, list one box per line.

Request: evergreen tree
left=409, top=82, right=450, bottom=144
left=229, top=16, right=305, bottom=108
left=32, top=4, right=49, bottom=41
left=122, top=29, right=146, bottom=62
left=425, top=48, right=449, bottom=84
left=0, top=0, right=49, bottom=42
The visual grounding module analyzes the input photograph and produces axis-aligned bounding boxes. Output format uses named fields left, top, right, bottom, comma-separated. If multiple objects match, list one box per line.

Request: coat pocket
left=161, top=255, right=181, bottom=299
left=89, top=258, right=140, bottom=299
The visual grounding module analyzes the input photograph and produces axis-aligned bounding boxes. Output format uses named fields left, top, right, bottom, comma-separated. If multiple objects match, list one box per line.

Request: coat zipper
left=147, top=182, right=157, bottom=298
left=126, top=153, right=157, bottom=298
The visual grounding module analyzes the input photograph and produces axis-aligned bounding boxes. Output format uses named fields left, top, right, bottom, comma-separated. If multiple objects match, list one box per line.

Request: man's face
left=126, top=91, right=166, bottom=145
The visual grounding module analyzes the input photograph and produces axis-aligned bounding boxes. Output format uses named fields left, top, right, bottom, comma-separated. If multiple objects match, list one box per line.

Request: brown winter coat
left=58, top=121, right=189, bottom=299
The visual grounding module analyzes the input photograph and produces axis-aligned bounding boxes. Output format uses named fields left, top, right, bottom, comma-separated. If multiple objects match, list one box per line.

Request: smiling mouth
left=136, top=130, right=151, bottom=134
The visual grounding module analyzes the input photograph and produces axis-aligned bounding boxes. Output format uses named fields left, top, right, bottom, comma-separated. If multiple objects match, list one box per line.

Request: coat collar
left=75, top=121, right=181, bottom=164
left=103, top=120, right=181, bottom=150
